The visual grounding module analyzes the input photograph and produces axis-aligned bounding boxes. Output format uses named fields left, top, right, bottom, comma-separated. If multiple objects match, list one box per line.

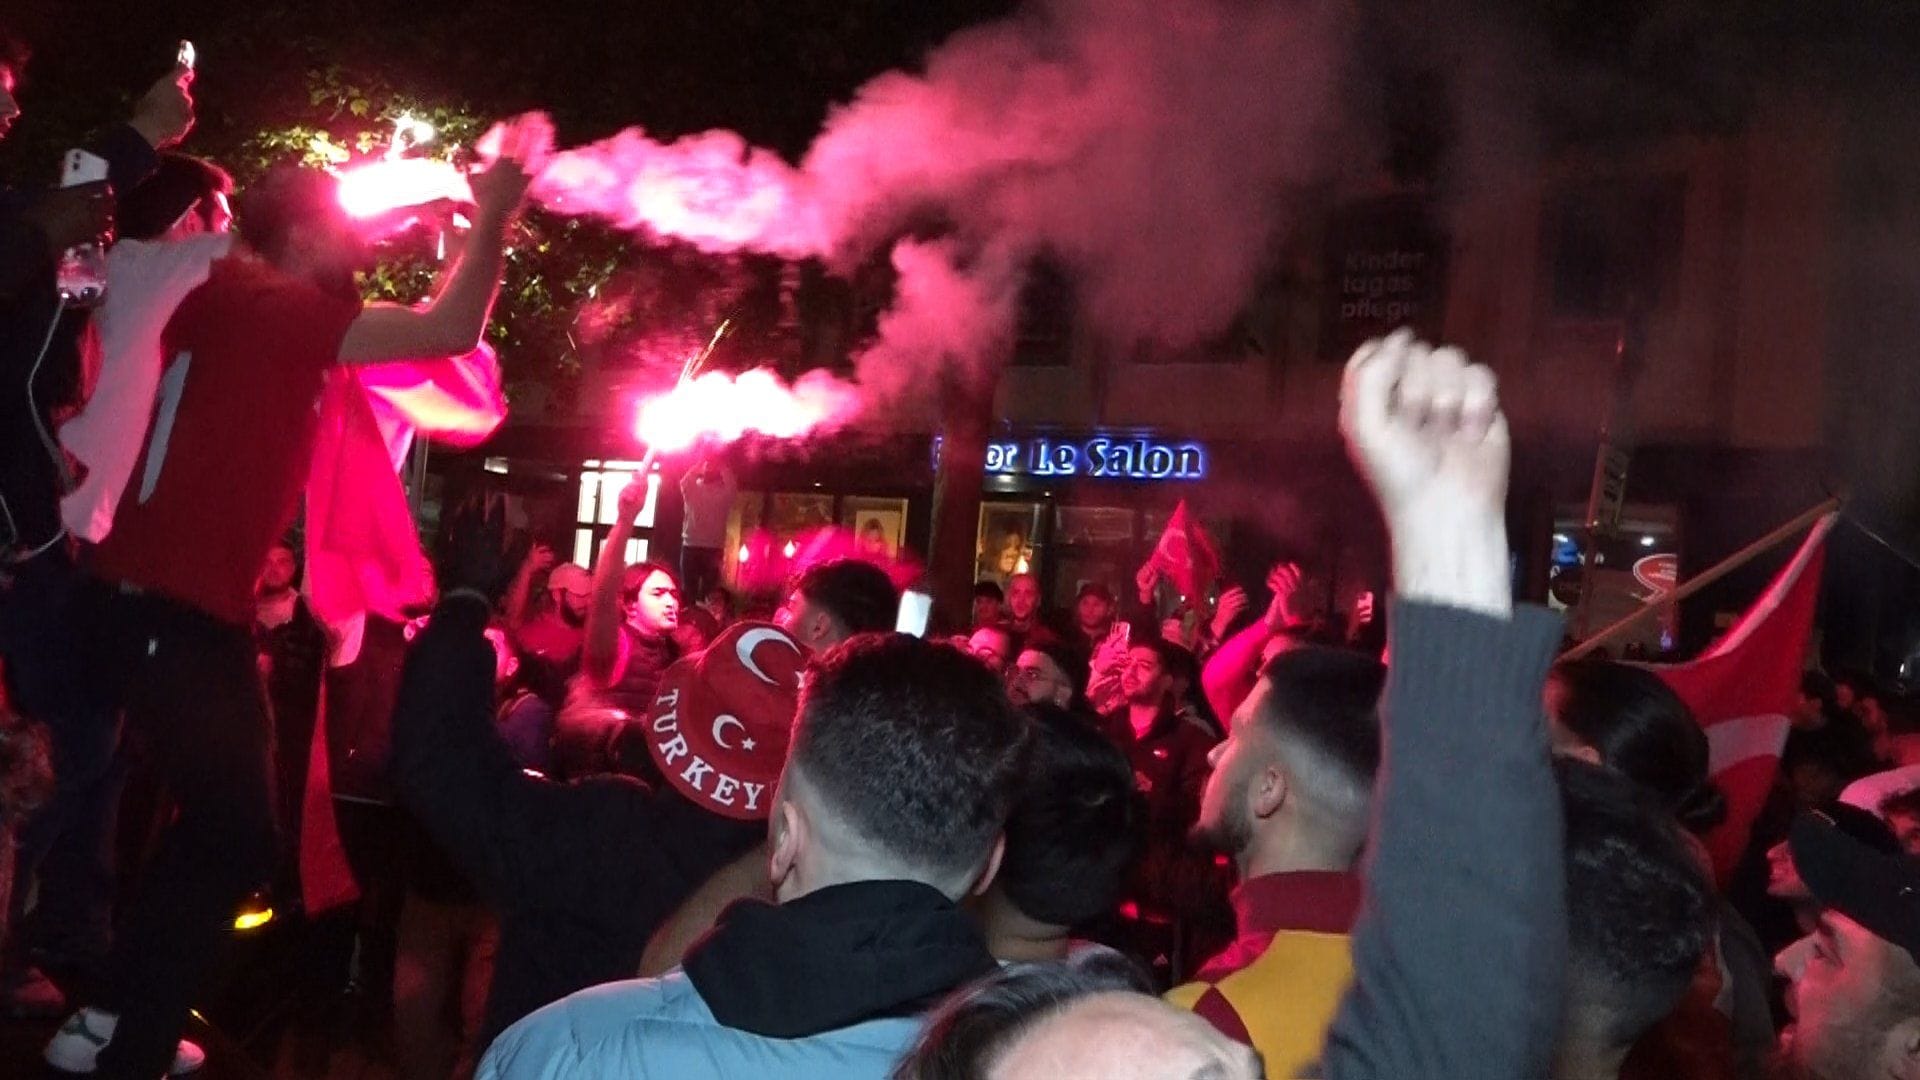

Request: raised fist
left=1340, top=329, right=1512, bottom=617
left=615, top=475, right=650, bottom=523
left=1340, top=329, right=1507, bottom=530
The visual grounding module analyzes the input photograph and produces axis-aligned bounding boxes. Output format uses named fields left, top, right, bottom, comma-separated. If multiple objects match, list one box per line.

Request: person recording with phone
left=0, top=27, right=195, bottom=566
left=0, top=27, right=209, bottom=1024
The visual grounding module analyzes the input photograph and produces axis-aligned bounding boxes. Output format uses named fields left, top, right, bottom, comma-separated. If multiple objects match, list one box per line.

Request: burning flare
left=633, top=368, right=857, bottom=453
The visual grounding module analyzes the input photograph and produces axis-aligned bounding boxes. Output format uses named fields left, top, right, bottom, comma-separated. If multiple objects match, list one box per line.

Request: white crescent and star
left=735, top=627, right=802, bottom=687
left=712, top=714, right=753, bottom=752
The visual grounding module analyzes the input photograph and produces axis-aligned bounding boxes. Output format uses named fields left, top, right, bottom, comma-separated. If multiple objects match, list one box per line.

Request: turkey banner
left=1148, top=500, right=1222, bottom=603
left=1644, top=514, right=1836, bottom=885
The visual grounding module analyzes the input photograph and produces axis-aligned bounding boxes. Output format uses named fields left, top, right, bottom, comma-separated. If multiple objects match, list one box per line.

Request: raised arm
left=1320, top=331, right=1566, bottom=1080
left=504, top=542, right=556, bottom=634
left=337, top=120, right=540, bottom=366
left=581, top=476, right=646, bottom=687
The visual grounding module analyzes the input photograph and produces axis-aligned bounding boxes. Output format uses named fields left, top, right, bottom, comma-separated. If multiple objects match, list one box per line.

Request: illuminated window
left=574, top=461, right=660, bottom=570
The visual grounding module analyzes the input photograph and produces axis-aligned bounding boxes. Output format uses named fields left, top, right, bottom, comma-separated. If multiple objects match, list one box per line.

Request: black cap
left=1790, top=808, right=1920, bottom=964
left=1075, top=581, right=1115, bottom=604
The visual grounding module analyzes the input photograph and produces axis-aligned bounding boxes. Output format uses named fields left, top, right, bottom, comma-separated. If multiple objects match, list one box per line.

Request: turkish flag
left=1149, top=500, right=1222, bottom=603
left=1646, top=514, right=1836, bottom=886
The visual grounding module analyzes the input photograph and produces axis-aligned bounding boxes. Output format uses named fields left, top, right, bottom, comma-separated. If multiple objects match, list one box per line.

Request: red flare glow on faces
left=633, top=368, right=857, bottom=453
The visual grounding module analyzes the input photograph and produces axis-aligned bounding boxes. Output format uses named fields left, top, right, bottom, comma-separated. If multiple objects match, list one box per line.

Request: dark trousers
left=680, top=545, right=722, bottom=604
left=0, top=547, right=120, bottom=986
left=84, top=585, right=278, bottom=1079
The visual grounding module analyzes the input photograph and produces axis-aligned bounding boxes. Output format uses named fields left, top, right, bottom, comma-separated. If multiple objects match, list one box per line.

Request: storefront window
left=721, top=491, right=765, bottom=591
left=1049, top=506, right=1134, bottom=610
left=1549, top=505, right=1681, bottom=656
left=770, top=493, right=835, bottom=547
left=573, top=460, right=658, bottom=567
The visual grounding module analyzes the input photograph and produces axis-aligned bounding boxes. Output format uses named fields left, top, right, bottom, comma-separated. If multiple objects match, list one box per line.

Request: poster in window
left=977, top=503, right=1044, bottom=585
left=841, top=497, right=909, bottom=561
left=1321, top=195, right=1448, bottom=361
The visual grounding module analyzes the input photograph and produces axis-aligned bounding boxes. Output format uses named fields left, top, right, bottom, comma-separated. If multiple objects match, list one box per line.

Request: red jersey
left=91, top=256, right=362, bottom=626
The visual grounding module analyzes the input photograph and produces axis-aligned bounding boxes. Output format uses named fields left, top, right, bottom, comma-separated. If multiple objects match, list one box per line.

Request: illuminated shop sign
left=983, top=434, right=1208, bottom=481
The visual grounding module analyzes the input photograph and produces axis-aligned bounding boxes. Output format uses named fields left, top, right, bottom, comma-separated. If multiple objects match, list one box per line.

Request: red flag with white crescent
left=1643, top=514, right=1836, bottom=886
left=1149, top=500, right=1221, bottom=603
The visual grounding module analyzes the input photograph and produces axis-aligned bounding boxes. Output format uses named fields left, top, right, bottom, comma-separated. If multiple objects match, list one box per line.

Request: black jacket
left=1, top=124, right=158, bottom=556
left=391, top=593, right=762, bottom=1044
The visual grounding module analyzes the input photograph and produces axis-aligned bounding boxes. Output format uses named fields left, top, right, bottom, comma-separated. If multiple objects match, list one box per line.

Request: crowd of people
left=3, top=20, right=1920, bottom=1080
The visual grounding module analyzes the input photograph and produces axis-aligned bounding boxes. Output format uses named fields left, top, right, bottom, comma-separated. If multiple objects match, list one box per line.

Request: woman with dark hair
left=1546, top=658, right=1728, bottom=834
left=1546, top=658, right=1773, bottom=1080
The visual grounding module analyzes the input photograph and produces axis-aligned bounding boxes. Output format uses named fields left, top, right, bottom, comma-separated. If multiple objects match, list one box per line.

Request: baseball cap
left=1075, top=581, right=1115, bottom=604
left=643, top=622, right=807, bottom=821
left=547, top=563, right=591, bottom=597
left=1790, top=808, right=1920, bottom=964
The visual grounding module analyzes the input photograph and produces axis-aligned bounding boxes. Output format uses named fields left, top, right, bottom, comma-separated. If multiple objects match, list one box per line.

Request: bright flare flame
left=337, top=157, right=473, bottom=218
left=336, top=113, right=471, bottom=219
left=737, top=544, right=752, bottom=564
left=783, top=541, right=799, bottom=559
left=633, top=368, right=857, bottom=453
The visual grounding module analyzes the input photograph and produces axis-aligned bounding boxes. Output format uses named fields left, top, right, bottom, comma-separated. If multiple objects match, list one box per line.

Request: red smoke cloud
left=487, top=0, right=1353, bottom=419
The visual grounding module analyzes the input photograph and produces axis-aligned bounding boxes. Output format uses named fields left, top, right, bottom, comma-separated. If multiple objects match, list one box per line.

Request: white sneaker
left=43, top=1006, right=207, bottom=1076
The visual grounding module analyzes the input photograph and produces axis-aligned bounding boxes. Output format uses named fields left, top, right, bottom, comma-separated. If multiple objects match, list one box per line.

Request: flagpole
left=1560, top=496, right=1841, bottom=660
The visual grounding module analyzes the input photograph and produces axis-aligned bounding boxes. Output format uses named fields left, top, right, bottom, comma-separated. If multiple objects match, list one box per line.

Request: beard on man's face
left=1190, top=770, right=1253, bottom=861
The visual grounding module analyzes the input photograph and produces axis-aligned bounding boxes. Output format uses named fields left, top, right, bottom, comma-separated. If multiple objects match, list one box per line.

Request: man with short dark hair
left=1008, top=641, right=1091, bottom=717
left=1169, top=646, right=1383, bottom=1078
left=253, top=540, right=330, bottom=902
left=978, top=704, right=1143, bottom=964
left=481, top=634, right=1033, bottom=1079
left=777, top=557, right=900, bottom=650
left=1102, top=638, right=1218, bottom=846
left=1551, top=758, right=1715, bottom=1080
left=1785, top=673, right=1877, bottom=809
left=968, top=623, right=1018, bottom=677
left=1097, top=636, right=1221, bottom=977
left=1775, top=811, right=1920, bottom=1079
left=972, top=580, right=1005, bottom=630
left=1069, top=581, right=1116, bottom=651
left=1005, top=572, right=1056, bottom=646
left=114, top=153, right=232, bottom=241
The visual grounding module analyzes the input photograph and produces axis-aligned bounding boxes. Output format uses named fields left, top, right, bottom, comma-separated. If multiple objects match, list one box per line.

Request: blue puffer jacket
left=478, top=970, right=922, bottom=1080
left=478, top=880, right=1001, bottom=1080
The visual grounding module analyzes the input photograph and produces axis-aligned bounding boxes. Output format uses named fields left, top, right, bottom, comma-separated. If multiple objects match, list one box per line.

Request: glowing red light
left=337, top=157, right=473, bottom=219
left=633, top=368, right=855, bottom=453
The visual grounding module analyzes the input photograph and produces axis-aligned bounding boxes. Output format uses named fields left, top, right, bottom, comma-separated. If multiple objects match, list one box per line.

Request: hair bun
left=1675, top=781, right=1729, bottom=834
